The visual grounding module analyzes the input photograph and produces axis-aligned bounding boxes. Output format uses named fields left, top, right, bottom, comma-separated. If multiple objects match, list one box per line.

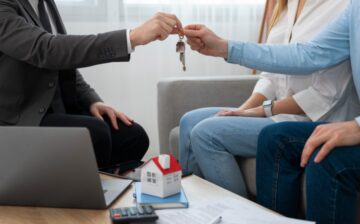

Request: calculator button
left=143, top=205, right=153, bottom=214
left=116, top=209, right=123, bottom=213
left=120, top=208, right=128, bottom=216
left=137, top=206, right=145, bottom=215
left=113, top=213, right=121, bottom=218
left=129, top=207, right=138, bottom=216
left=110, top=206, right=158, bottom=223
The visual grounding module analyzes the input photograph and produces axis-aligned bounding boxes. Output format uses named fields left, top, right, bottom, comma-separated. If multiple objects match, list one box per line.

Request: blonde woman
left=179, top=0, right=358, bottom=197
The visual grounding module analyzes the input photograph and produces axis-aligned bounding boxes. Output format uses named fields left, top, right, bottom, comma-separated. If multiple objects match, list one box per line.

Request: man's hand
left=184, top=24, right=228, bottom=58
left=301, top=120, right=360, bottom=167
left=217, top=106, right=265, bottom=117
left=130, top=12, right=183, bottom=48
left=90, top=102, right=134, bottom=130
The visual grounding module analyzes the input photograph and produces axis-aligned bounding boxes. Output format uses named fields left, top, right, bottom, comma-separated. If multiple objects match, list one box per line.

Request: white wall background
left=57, top=0, right=265, bottom=159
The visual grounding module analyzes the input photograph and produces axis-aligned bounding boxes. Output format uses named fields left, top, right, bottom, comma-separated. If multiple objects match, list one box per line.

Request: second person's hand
left=217, top=106, right=265, bottom=117
left=130, top=12, right=184, bottom=49
left=301, top=120, right=360, bottom=167
left=217, top=108, right=245, bottom=116
left=90, top=102, right=134, bottom=130
left=184, top=24, right=228, bottom=58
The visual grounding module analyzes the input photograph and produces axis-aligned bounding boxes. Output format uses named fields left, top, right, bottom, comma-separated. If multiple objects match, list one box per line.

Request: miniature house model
left=141, top=154, right=182, bottom=198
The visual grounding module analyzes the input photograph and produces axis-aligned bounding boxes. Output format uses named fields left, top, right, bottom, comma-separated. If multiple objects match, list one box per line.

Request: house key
left=176, top=36, right=186, bottom=71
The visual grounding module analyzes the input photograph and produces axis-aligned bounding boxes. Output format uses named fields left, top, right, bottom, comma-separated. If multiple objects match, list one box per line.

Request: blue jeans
left=256, top=122, right=360, bottom=224
left=179, top=107, right=274, bottom=196
left=180, top=107, right=224, bottom=176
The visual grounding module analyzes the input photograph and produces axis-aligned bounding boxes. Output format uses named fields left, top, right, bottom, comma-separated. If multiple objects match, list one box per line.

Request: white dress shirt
left=28, top=0, right=134, bottom=54
left=253, top=0, right=360, bottom=122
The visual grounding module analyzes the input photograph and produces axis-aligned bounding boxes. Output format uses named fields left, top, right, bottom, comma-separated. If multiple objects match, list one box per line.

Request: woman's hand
left=217, top=106, right=265, bottom=117
left=217, top=108, right=245, bottom=116
left=90, top=102, right=134, bottom=130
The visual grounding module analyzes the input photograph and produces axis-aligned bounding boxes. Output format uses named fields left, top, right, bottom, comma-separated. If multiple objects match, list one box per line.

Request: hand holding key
left=184, top=24, right=228, bottom=58
left=130, top=12, right=184, bottom=49
left=176, top=35, right=186, bottom=71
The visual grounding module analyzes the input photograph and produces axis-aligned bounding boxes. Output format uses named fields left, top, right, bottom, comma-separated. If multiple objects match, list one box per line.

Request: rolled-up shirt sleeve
left=292, top=87, right=332, bottom=121
left=253, top=73, right=277, bottom=100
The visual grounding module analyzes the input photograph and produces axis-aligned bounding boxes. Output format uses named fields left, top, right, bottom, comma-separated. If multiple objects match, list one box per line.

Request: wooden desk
left=0, top=175, right=270, bottom=224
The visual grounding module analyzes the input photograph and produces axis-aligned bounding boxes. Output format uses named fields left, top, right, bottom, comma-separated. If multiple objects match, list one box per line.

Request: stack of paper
left=155, top=197, right=315, bottom=224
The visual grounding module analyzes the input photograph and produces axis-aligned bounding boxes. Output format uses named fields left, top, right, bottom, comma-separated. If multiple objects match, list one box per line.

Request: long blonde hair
left=254, top=0, right=288, bottom=74
left=269, top=0, right=288, bottom=31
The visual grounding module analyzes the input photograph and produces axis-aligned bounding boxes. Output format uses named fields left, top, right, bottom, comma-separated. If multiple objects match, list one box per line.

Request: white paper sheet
left=155, top=197, right=315, bottom=224
left=155, top=202, right=230, bottom=224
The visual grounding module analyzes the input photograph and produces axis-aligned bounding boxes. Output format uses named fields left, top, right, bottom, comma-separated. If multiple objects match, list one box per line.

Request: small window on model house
left=147, top=171, right=157, bottom=184
left=174, top=173, right=180, bottom=182
left=166, top=175, right=173, bottom=185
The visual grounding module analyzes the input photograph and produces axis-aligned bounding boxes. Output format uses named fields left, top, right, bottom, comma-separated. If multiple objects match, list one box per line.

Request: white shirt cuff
left=126, top=29, right=134, bottom=54
left=355, top=116, right=360, bottom=127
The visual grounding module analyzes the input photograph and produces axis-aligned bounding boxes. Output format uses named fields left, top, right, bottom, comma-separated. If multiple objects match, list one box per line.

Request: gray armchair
left=157, top=75, right=360, bottom=221
left=157, top=75, right=259, bottom=195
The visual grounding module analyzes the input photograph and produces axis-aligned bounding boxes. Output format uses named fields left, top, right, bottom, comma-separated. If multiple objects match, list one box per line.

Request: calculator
left=110, top=205, right=159, bottom=223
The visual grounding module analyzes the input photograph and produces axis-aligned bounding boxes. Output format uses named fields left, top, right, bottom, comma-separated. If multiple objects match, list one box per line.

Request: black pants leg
left=40, top=113, right=149, bottom=168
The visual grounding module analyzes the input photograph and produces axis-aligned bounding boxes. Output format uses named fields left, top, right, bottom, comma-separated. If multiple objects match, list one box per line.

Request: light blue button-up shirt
left=227, top=1, right=360, bottom=125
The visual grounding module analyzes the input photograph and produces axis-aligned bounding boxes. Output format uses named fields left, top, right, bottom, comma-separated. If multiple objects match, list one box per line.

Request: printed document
left=155, top=197, right=315, bottom=224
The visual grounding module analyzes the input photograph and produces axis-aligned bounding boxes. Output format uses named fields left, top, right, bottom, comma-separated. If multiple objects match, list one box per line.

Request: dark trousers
left=256, top=121, right=360, bottom=224
left=40, top=113, right=149, bottom=168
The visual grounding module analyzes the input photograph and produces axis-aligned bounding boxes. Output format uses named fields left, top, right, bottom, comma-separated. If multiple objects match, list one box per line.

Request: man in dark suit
left=0, top=0, right=183, bottom=168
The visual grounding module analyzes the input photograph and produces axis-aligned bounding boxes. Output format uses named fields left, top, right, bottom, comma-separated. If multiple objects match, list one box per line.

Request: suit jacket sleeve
left=0, top=0, right=130, bottom=70
left=75, top=70, right=103, bottom=111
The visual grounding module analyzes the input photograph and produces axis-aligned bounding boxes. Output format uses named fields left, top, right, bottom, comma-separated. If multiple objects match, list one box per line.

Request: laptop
left=0, top=127, right=132, bottom=209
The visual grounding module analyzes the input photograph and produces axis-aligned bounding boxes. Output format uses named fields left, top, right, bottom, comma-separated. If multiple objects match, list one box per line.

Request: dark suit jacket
left=0, top=0, right=130, bottom=125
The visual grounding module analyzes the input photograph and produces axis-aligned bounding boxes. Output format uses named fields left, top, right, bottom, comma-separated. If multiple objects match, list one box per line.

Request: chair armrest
left=157, top=75, right=259, bottom=154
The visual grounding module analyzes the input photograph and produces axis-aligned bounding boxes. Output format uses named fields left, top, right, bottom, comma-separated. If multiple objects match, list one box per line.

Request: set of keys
left=176, top=35, right=186, bottom=72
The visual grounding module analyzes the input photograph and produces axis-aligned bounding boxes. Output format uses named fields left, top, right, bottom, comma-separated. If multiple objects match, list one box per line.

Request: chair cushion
left=238, top=157, right=257, bottom=196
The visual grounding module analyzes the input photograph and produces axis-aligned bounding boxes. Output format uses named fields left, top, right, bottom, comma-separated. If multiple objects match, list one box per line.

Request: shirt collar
left=28, top=0, right=39, bottom=15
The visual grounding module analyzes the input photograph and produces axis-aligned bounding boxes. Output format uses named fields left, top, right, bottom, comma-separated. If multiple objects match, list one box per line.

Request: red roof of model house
left=151, top=154, right=182, bottom=175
